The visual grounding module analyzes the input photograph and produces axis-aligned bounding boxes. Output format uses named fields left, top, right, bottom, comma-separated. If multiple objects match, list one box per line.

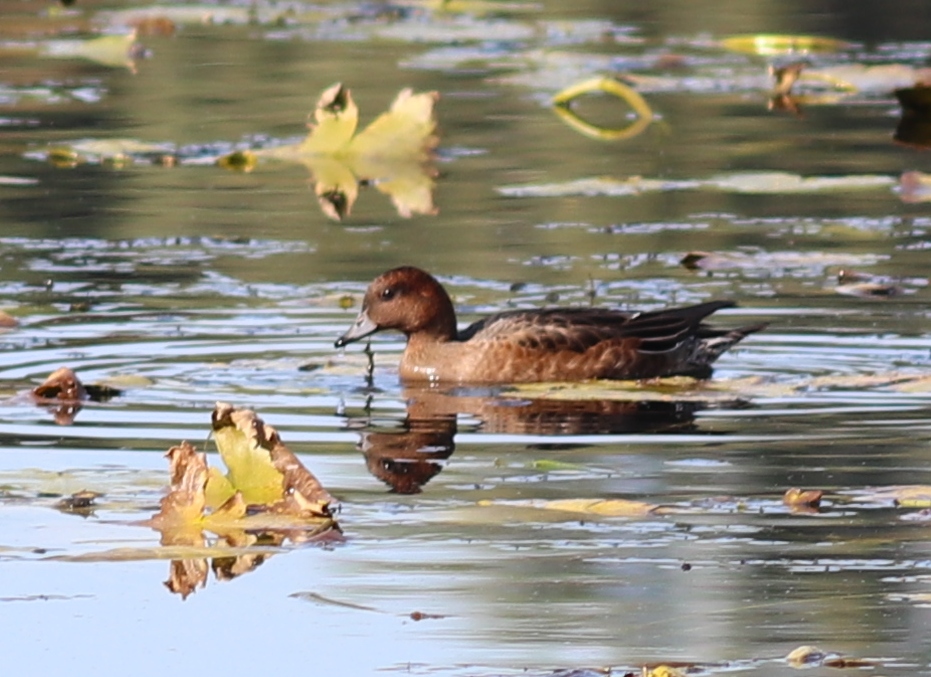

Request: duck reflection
left=359, top=414, right=457, bottom=495
left=352, top=386, right=701, bottom=494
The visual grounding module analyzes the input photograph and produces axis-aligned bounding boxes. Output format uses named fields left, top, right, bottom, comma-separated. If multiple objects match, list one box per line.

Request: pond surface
left=3, top=1, right=931, bottom=676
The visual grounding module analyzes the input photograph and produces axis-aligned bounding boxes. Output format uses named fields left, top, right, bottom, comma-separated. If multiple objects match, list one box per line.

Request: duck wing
left=457, top=301, right=737, bottom=354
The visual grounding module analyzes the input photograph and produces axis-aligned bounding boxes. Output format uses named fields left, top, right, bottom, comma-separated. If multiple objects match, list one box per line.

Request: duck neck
left=411, top=285, right=458, bottom=343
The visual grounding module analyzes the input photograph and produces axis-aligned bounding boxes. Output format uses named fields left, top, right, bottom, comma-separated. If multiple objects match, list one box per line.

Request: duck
left=335, top=266, right=766, bottom=383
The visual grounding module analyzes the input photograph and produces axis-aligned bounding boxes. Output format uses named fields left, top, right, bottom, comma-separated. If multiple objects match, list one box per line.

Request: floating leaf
left=531, top=459, right=589, bottom=472
left=150, top=410, right=338, bottom=536
left=30, top=367, right=88, bottom=425
left=481, top=497, right=662, bottom=517
left=148, top=443, right=215, bottom=537
left=149, top=431, right=337, bottom=561
left=43, top=139, right=177, bottom=166
left=349, top=87, right=439, bottom=160
left=848, top=485, right=931, bottom=508
left=786, top=645, right=829, bottom=666
left=834, top=268, right=912, bottom=298
left=884, top=374, right=931, bottom=393
left=644, top=666, right=688, bottom=677
left=784, top=646, right=872, bottom=669
left=243, top=84, right=439, bottom=220
left=681, top=249, right=885, bottom=273
left=721, top=34, right=851, bottom=56
left=32, top=367, right=87, bottom=402
left=210, top=402, right=336, bottom=515
left=297, top=83, right=359, bottom=155
left=38, top=30, right=142, bottom=70
left=835, top=282, right=901, bottom=298
left=893, top=489, right=931, bottom=509
left=208, top=424, right=287, bottom=507
left=704, top=171, right=895, bottom=194
left=216, top=150, right=257, bottom=172
left=499, top=370, right=931, bottom=407
left=498, top=176, right=700, bottom=198
left=499, top=171, right=896, bottom=199
left=89, top=373, right=152, bottom=390
left=783, top=487, right=823, bottom=509
left=501, top=377, right=754, bottom=405
left=541, top=498, right=660, bottom=516
left=770, top=62, right=808, bottom=96
left=55, top=490, right=101, bottom=516
left=551, top=76, right=653, bottom=141
left=26, top=367, right=124, bottom=425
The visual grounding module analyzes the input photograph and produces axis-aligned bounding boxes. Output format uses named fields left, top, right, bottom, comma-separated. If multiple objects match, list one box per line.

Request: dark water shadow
left=894, top=85, right=931, bottom=148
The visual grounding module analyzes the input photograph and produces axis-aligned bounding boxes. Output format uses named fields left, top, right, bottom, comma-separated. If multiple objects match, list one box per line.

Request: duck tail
left=687, top=321, right=768, bottom=378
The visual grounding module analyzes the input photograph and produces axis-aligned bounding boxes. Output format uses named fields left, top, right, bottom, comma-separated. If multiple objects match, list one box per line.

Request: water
left=2, top=0, right=931, bottom=675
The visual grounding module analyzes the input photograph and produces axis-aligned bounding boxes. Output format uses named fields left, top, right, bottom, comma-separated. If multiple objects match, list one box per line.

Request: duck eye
left=381, top=286, right=396, bottom=301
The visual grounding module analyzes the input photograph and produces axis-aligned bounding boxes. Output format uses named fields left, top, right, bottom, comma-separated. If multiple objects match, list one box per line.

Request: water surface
left=2, top=1, right=931, bottom=675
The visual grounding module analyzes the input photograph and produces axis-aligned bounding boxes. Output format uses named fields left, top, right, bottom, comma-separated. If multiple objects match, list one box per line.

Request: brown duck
left=335, top=266, right=766, bottom=383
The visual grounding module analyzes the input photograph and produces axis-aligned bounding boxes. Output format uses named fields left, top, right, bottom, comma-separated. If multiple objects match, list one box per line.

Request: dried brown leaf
left=835, top=282, right=901, bottom=298
left=770, top=61, right=808, bottom=95
left=150, top=442, right=208, bottom=530
left=55, top=489, right=101, bottom=516
left=643, top=665, right=689, bottom=677
left=211, top=402, right=336, bottom=515
left=32, top=367, right=88, bottom=402
left=786, top=645, right=828, bottom=666
left=480, top=497, right=662, bottom=518
left=783, top=487, right=823, bottom=509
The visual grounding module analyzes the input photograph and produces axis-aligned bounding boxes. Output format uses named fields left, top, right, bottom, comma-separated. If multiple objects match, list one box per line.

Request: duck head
left=335, top=266, right=458, bottom=347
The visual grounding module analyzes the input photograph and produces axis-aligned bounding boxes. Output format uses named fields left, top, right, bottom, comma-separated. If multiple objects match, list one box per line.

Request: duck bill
left=335, top=308, right=379, bottom=347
